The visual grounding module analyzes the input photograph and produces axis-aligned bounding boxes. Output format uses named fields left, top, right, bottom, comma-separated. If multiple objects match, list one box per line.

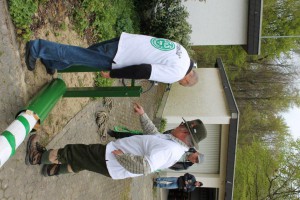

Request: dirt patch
left=19, top=2, right=96, bottom=141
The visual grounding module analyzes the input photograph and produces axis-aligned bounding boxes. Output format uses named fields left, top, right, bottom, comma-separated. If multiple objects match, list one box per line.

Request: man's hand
left=112, top=149, right=124, bottom=155
left=100, top=71, right=111, bottom=78
left=133, top=103, right=145, bottom=115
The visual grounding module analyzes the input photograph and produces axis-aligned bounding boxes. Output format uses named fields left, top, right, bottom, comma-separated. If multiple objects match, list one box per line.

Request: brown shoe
left=25, top=134, right=46, bottom=165
left=42, top=164, right=60, bottom=176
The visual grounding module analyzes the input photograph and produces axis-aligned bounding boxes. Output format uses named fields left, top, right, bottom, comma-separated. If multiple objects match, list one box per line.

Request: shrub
left=136, top=0, right=192, bottom=49
left=159, top=118, right=167, bottom=133
left=8, top=0, right=38, bottom=41
left=73, top=0, right=139, bottom=42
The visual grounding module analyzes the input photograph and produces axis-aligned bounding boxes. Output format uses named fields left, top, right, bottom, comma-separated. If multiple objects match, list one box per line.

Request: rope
left=95, top=111, right=109, bottom=142
left=95, top=97, right=114, bottom=142
left=103, top=97, right=113, bottom=113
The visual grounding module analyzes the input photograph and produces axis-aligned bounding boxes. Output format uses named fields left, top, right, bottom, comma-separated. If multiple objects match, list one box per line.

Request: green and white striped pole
left=0, top=112, right=38, bottom=167
left=0, top=79, right=66, bottom=167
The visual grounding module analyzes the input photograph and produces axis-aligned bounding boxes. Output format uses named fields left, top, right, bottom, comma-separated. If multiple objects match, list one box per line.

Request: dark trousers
left=57, top=144, right=111, bottom=177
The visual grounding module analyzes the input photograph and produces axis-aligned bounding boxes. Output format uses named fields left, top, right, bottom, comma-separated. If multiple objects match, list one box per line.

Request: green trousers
left=57, top=143, right=111, bottom=177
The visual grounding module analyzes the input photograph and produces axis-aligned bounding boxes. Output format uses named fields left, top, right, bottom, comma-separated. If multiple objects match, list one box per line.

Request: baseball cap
left=182, top=118, right=207, bottom=149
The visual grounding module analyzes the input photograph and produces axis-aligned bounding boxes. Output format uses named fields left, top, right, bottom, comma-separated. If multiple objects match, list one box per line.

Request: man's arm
left=112, top=149, right=151, bottom=175
left=184, top=173, right=196, bottom=182
left=140, top=113, right=159, bottom=135
left=184, top=173, right=196, bottom=181
left=134, top=103, right=159, bottom=135
left=168, top=162, right=186, bottom=171
left=101, top=64, right=152, bottom=79
left=169, top=162, right=193, bottom=171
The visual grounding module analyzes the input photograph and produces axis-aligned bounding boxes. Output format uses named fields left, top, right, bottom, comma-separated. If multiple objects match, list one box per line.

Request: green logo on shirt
left=150, top=38, right=175, bottom=51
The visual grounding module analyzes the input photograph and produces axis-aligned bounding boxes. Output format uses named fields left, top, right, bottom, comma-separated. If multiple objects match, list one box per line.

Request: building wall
left=182, top=0, right=248, bottom=45
left=162, top=68, right=230, bottom=124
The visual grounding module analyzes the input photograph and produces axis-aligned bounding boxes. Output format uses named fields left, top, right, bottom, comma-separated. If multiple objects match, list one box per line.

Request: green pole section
left=23, top=79, right=66, bottom=123
left=63, top=86, right=142, bottom=97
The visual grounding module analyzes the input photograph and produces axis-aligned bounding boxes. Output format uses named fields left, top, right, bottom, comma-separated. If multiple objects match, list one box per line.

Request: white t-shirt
left=105, top=134, right=188, bottom=179
left=112, top=32, right=190, bottom=84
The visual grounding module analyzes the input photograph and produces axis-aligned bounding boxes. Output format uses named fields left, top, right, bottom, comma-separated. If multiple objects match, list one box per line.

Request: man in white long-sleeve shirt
left=25, top=103, right=207, bottom=179
left=25, top=33, right=198, bottom=86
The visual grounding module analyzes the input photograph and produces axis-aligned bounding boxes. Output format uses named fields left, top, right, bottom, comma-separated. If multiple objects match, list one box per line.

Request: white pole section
left=0, top=111, right=38, bottom=167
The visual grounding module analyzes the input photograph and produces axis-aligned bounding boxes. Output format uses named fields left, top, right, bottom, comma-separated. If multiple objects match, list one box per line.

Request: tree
left=238, top=104, right=289, bottom=145
left=261, top=0, right=300, bottom=58
left=231, top=63, right=300, bottom=110
left=136, top=0, right=192, bottom=49
left=234, top=139, right=300, bottom=200
left=231, top=61, right=299, bottom=143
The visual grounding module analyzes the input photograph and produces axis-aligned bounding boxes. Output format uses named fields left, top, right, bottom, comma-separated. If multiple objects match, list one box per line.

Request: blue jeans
left=155, top=177, right=179, bottom=189
left=29, top=38, right=119, bottom=70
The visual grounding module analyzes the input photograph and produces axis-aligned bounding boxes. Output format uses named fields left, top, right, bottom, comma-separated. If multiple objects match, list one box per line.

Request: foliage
left=234, top=139, right=300, bottom=200
left=8, top=0, right=38, bottom=41
left=136, top=0, right=192, bottom=50
left=238, top=104, right=289, bottom=145
left=231, top=63, right=300, bottom=109
left=73, top=0, right=140, bottom=42
left=192, top=45, right=248, bottom=69
left=159, top=118, right=167, bottom=132
left=94, top=72, right=114, bottom=87
left=232, top=59, right=300, bottom=144
left=261, top=0, right=300, bottom=58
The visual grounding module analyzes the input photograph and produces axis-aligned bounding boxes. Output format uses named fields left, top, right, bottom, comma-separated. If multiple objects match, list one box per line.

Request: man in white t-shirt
left=25, top=103, right=207, bottom=179
left=25, top=32, right=198, bottom=86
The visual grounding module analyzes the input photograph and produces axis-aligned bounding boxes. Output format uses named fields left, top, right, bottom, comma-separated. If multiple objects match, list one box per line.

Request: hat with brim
left=182, top=118, right=207, bottom=150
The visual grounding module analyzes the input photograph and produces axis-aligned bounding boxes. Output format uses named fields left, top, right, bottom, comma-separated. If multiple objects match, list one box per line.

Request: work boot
left=45, top=67, right=56, bottom=75
left=40, top=59, right=56, bottom=75
left=25, top=134, right=46, bottom=165
left=25, top=41, right=37, bottom=71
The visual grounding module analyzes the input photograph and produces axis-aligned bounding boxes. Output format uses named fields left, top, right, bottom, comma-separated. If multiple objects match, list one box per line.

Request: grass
left=8, top=0, right=140, bottom=87
left=8, top=0, right=140, bottom=42
left=94, top=72, right=114, bottom=87
left=59, top=22, right=67, bottom=31
left=8, top=0, right=38, bottom=41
